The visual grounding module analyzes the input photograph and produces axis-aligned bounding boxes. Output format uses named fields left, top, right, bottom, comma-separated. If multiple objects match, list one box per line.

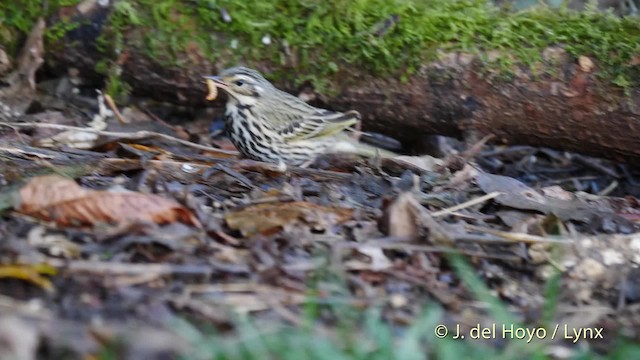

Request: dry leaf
left=17, top=175, right=200, bottom=227
left=0, top=264, right=57, bottom=292
left=225, top=201, right=353, bottom=236
left=384, top=192, right=420, bottom=238
left=346, top=246, right=392, bottom=271
left=382, top=192, right=453, bottom=244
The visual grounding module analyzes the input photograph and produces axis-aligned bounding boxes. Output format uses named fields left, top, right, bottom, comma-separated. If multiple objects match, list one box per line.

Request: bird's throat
left=228, top=93, right=258, bottom=107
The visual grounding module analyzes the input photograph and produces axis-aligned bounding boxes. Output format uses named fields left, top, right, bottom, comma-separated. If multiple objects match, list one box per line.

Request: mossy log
left=45, top=1, right=640, bottom=164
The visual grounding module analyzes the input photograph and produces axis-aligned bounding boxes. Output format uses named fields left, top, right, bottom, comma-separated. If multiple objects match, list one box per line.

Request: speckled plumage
left=206, top=67, right=393, bottom=166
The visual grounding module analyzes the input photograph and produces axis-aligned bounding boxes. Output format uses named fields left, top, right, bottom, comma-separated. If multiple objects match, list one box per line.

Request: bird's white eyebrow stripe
left=231, top=75, right=253, bottom=82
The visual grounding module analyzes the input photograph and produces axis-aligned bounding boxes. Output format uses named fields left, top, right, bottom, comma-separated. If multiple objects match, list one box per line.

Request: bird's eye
left=234, top=80, right=244, bottom=86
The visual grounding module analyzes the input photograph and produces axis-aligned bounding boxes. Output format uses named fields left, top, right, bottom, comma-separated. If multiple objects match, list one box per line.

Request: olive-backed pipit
left=204, top=67, right=395, bottom=166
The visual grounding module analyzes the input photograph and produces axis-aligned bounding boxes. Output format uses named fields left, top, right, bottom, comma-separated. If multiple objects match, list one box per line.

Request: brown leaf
left=225, top=201, right=353, bottom=236
left=17, top=175, right=200, bottom=227
left=382, top=192, right=453, bottom=244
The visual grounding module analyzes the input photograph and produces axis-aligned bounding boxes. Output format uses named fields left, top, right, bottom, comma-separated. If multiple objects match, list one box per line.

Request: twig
left=331, top=241, right=522, bottom=262
left=430, top=191, right=502, bottom=217
left=598, top=180, right=618, bottom=196
left=46, top=259, right=215, bottom=276
left=142, top=106, right=174, bottom=128
left=103, top=93, right=128, bottom=124
left=573, top=154, right=619, bottom=178
left=106, top=272, right=163, bottom=288
left=464, top=224, right=571, bottom=244
left=0, top=122, right=238, bottom=156
left=0, top=144, right=57, bottom=159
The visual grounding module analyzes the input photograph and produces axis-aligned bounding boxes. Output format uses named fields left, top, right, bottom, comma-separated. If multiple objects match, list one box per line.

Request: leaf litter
left=0, top=18, right=639, bottom=360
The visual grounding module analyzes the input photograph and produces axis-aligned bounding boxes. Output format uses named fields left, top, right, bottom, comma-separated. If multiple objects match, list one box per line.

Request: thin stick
left=0, top=122, right=238, bottom=156
left=103, top=93, right=128, bottom=124
left=598, top=180, right=618, bottom=196
left=464, top=224, right=570, bottom=244
left=331, top=241, right=522, bottom=261
left=431, top=191, right=502, bottom=217
left=46, top=259, right=215, bottom=276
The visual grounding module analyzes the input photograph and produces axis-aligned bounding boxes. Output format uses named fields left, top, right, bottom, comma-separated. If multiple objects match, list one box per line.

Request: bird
left=203, top=67, right=396, bottom=167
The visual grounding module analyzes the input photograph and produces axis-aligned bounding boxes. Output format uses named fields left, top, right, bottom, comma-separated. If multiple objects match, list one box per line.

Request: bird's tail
left=333, top=136, right=398, bottom=159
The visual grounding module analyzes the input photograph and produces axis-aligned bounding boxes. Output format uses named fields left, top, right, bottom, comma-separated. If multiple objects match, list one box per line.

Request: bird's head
left=204, top=67, right=273, bottom=106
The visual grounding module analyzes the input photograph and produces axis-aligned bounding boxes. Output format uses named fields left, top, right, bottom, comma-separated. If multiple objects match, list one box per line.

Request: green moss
left=101, top=0, right=639, bottom=93
left=4, top=0, right=640, bottom=94
left=0, top=0, right=81, bottom=53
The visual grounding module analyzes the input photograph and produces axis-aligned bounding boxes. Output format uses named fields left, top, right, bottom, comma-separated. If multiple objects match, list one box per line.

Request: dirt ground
left=2, top=20, right=640, bottom=359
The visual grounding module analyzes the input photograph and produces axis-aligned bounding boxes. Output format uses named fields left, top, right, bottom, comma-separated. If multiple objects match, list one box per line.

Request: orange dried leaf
left=18, top=175, right=200, bottom=227
left=225, top=201, right=353, bottom=236
left=18, top=175, right=90, bottom=213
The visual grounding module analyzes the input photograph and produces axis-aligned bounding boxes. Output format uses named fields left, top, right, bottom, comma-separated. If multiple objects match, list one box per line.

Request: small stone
left=389, top=294, right=408, bottom=308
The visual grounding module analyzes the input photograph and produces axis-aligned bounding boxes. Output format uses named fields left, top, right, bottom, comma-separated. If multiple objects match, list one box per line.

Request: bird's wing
left=276, top=109, right=360, bottom=142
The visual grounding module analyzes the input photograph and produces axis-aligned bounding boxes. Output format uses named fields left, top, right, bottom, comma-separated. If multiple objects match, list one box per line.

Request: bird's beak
left=203, top=75, right=229, bottom=90
left=203, top=75, right=228, bottom=101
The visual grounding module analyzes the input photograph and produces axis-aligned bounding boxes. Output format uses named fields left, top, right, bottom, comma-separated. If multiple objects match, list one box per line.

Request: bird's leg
left=368, top=150, right=390, bottom=177
left=351, top=119, right=362, bottom=141
left=299, top=158, right=316, bottom=168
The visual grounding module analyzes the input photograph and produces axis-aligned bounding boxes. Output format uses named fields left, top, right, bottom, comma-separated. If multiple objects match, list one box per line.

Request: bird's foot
left=299, top=158, right=315, bottom=168
left=351, top=120, right=363, bottom=141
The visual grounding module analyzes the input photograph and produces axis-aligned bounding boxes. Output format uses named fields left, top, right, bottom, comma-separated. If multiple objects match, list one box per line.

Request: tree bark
left=46, top=2, right=640, bottom=165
